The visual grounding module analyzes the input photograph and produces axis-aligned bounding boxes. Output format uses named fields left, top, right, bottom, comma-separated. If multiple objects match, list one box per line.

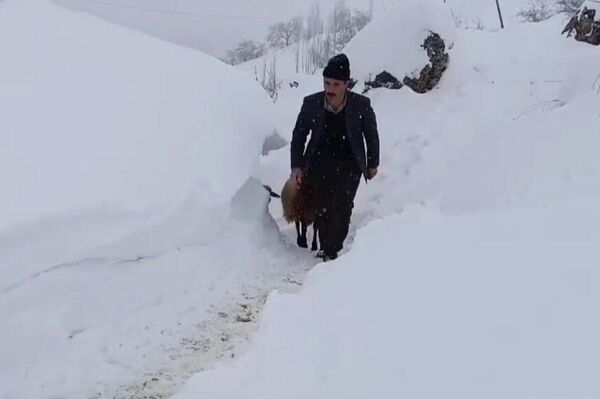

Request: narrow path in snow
left=113, top=222, right=320, bottom=399
left=114, top=126, right=429, bottom=398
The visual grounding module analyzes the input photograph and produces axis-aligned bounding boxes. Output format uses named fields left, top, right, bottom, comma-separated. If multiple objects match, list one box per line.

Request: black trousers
left=306, top=157, right=362, bottom=255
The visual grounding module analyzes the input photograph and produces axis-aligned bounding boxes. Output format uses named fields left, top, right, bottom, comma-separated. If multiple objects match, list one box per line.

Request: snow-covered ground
left=174, top=1, right=600, bottom=398
left=3, top=0, right=600, bottom=398
left=0, top=1, right=316, bottom=398
left=175, top=199, right=600, bottom=399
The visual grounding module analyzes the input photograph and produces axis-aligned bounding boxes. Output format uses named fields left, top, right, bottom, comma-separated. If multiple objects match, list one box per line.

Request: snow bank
left=430, top=18, right=600, bottom=213
left=4, top=0, right=600, bottom=397
left=174, top=200, right=600, bottom=399
left=175, top=3, right=600, bottom=398
left=344, top=0, right=455, bottom=82
left=344, top=15, right=600, bottom=218
left=0, top=2, right=282, bottom=397
left=0, top=0, right=272, bottom=236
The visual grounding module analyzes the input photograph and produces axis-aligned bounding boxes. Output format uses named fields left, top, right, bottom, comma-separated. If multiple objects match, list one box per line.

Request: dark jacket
left=290, top=91, right=380, bottom=178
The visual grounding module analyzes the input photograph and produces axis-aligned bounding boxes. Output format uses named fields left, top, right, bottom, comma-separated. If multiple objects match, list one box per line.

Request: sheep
left=280, top=178, right=319, bottom=251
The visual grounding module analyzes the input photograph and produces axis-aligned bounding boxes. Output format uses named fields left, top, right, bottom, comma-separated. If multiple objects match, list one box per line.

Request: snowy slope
left=0, top=0, right=274, bottom=295
left=1, top=0, right=274, bottom=230
left=0, top=1, right=314, bottom=398
left=173, top=1, right=600, bottom=397
left=3, top=0, right=600, bottom=398
left=345, top=0, right=456, bottom=81
left=175, top=200, right=600, bottom=399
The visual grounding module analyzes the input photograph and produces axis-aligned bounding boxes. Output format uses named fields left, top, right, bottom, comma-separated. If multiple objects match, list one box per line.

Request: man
left=290, top=53, right=380, bottom=261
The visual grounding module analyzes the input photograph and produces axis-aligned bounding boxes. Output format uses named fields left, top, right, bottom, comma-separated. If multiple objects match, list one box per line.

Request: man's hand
left=367, top=168, right=378, bottom=180
left=291, top=168, right=303, bottom=184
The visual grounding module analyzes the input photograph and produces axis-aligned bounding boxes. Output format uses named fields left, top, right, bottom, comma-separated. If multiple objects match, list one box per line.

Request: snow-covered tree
left=352, top=9, right=372, bottom=33
left=226, top=40, right=266, bottom=65
left=328, top=1, right=372, bottom=52
left=518, top=0, right=556, bottom=22
left=255, top=57, right=283, bottom=101
left=305, top=3, right=324, bottom=40
left=306, top=33, right=334, bottom=72
left=329, top=1, right=354, bottom=52
left=555, top=0, right=585, bottom=15
left=266, top=22, right=295, bottom=48
left=291, top=16, right=305, bottom=43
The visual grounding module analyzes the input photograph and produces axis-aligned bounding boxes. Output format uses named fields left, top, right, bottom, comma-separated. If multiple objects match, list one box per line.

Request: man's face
left=324, top=77, right=349, bottom=102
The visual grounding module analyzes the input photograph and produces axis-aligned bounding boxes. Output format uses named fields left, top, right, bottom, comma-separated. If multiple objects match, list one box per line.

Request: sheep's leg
left=311, top=223, right=319, bottom=251
left=296, top=221, right=307, bottom=248
left=302, top=222, right=308, bottom=245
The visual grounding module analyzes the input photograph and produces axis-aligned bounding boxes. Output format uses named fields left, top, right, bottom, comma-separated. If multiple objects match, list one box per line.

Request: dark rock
left=361, top=31, right=450, bottom=95
left=363, top=71, right=403, bottom=93
left=403, top=32, right=450, bottom=94
left=562, top=6, right=600, bottom=45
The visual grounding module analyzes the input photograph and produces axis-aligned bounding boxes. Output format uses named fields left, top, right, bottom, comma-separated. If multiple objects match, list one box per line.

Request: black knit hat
left=323, top=53, right=350, bottom=81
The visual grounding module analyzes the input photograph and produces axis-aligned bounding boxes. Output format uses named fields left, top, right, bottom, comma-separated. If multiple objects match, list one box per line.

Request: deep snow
left=175, top=199, right=600, bottom=399
left=174, top=1, right=600, bottom=398
left=2, top=0, right=600, bottom=398
left=0, top=1, right=315, bottom=398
